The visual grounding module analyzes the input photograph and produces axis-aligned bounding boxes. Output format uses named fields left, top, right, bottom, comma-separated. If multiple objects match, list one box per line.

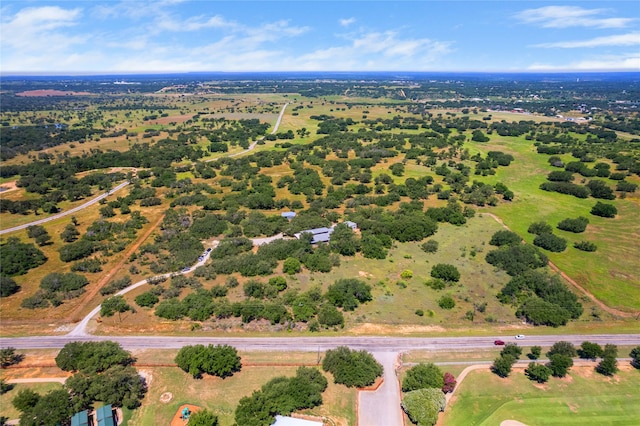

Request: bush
left=557, top=217, right=589, bottom=233
left=322, top=346, right=382, bottom=388
left=324, top=278, right=372, bottom=311
left=401, top=388, right=446, bottom=426
left=437, top=295, right=455, bottom=310
left=425, top=278, right=446, bottom=290
left=0, top=276, right=19, bottom=297
left=430, top=264, right=460, bottom=282
left=420, top=240, right=439, bottom=253
left=135, top=292, right=159, bottom=308
left=282, top=257, right=301, bottom=274
left=528, top=221, right=553, bottom=235
left=574, top=241, right=597, bottom=252
left=317, top=304, right=344, bottom=327
left=485, top=245, right=548, bottom=276
left=533, top=233, right=567, bottom=252
left=590, top=201, right=617, bottom=218
left=525, top=362, right=552, bottom=383
left=489, top=230, right=521, bottom=246
left=402, top=363, right=444, bottom=392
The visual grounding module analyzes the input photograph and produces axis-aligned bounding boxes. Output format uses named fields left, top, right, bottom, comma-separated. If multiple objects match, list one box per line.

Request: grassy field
left=466, top=135, right=640, bottom=312
left=442, top=365, right=640, bottom=426
left=129, top=365, right=356, bottom=426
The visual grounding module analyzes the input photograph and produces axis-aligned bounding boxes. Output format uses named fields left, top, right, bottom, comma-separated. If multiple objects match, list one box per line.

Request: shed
left=343, top=221, right=358, bottom=230
left=96, top=405, right=116, bottom=426
left=71, top=410, right=89, bottom=426
left=281, top=211, right=297, bottom=220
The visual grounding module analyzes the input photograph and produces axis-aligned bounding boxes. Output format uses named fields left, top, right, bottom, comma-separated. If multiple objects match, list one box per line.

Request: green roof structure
left=70, top=410, right=89, bottom=426
left=96, top=405, right=116, bottom=426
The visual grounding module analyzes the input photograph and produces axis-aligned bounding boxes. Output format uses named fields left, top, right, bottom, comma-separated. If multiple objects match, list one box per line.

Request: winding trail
left=482, top=212, right=637, bottom=319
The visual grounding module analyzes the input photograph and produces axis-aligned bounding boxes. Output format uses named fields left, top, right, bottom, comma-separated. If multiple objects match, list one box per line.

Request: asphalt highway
left=2, top=333, right=638, bottom=352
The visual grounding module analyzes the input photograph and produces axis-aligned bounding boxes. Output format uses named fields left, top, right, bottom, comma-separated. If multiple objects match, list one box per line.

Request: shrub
left=525, top=362, right=552, bottom=383
left=400, top=270, right=413, bottom=279
left=557, top=217, right=589, bottom=233
left=485, top=245, right=548, bottom=276
left=425, top=278, right=446, bottom=290
left=590, top=201, right=617, bottom=218
left=527, top=221, right=553, bottom=235
left=401, top=388, right=446, bottom=426
left=489, top=230, right=521, bottom=246
left=420, top=240, right=439, bottom=253
left=430, top=264, right=460, bottom=282
left=574, top=241, right=597, bottom=252
left=533, top=233, right=567, bottom=252
left=0, top=276, right=19, bottom=297
left=437, top=295, right=455, bottom=310
left=175, top=344, right=241, bottom=378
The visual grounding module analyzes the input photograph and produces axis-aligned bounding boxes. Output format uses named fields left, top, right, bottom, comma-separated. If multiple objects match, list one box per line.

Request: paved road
left=2, top=334, right=638, bottom=352
left=0, top=181, right=130, bottom=235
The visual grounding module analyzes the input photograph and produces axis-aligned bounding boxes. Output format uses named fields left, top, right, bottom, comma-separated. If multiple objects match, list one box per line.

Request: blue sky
left=1, top=1, right=638, bottom=74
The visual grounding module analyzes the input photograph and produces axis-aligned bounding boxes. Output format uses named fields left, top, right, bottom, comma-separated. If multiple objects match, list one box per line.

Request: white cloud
left=528, top=53, right=640, bottom=71
left=1, top=6, right=85, bottom=57
left=515, top=6, right=635, bottom=29
left=534, top=32, right=640, bottom=48
left=339, top=17, right=356, bottom=27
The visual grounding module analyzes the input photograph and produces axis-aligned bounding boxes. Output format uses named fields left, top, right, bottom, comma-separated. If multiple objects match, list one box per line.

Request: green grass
left=128, top=365, right=356, bottom=426
left=466, top=135, right=640, bottom=312
left=0, top=382, right=64, bottom=420
left=443, top=366, right=640, bottom=425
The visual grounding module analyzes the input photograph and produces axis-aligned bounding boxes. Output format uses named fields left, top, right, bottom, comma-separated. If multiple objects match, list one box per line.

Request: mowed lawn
left=442, top=366, right=640, bottom=426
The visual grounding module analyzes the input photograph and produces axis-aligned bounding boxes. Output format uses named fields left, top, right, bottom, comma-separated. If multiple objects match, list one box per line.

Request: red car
left=494, top=340, right=505, bottom=346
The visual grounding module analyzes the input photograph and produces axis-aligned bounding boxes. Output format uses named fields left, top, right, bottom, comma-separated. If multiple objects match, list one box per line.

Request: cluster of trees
left=11, top=341, right=144, bottom=426
left=235, top=367, right=327, bottom=426
left=528, top=221, right=567, bottom=253
left=21, top=272, right=89, bottom=309
left=488, top=230, right=581, bottom=327
left=0, top=237, right=47, bottom=277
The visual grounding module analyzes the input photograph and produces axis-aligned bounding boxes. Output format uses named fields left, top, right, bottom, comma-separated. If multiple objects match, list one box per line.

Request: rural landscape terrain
left=1, top=72, right=639, bottom=426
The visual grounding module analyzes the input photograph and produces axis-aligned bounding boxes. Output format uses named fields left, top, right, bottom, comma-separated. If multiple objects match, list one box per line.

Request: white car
left=515, top=334, right=525, bottom=340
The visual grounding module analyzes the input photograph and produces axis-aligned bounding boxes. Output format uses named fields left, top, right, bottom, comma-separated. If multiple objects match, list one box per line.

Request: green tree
left=596, top=344, right=618, bottom=376
left=533, top=232, right=567, bottom=252
left=0, top=276, right=19, bottom=297
left=12, top=388, right=40, bottom=411
left=629, top=346, right=640, bottom=369
left=329, top=223, right=359, bottom=256
left=1, top=347, right=23, bottom=367
left=489, top=230, right=521, bottom=247
left=188, top=409, right=219, bottom=426
left=324, top=278, right=372, bottom=311
left=402, top=363, right=444, bottom=392
left=527, top=221, right=553, bottom=235
left=524, top=362, right=552, bottom=383
left=0, top=237, right=47, bottom=276
left=547, top=341, right=577, bottom=358
left=578, top=341, right=603, bottom=360
left=491, top=354, right=516, bottom=378
left=317, top=304, right=344, bottom=328
left=282, top=257, right=301, bottom=274
left=175, top=344, right=241, bottom=378
left=401, top=388, right=446, bottom=426
left=100, top=295, right=132, bottom=321
left=527, top=346, right=542, bottom=360
left=500, top=344, right=522, bottom=359
left=0, top=379, right=13, bottom=394
left=18, top=389, right=72, bottom=426
left=322, top=346, right=383, bottom=388
left=135, top=291, right=159, bottom=308
left=430, top=264, right=460, bottom=282
left=548, top=353, right=573, bottom=377
left=55, top=341, right=133, bottom=374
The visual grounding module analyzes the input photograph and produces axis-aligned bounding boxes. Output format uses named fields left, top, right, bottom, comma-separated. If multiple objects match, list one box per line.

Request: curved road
left=0, top=181, right=130, bottom=235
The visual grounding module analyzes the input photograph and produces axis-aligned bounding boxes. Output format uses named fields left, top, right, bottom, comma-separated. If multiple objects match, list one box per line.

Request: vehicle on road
left=515, top=334, right=525, bottom=340
left=182, top=267, right=190, bottom=273
left=494, top=340, right=505, bottom=345
left=206, top=248, right=212, bottom=253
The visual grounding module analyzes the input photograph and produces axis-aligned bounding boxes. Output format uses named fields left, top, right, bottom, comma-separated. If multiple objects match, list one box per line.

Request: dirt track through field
left=483, top=212, right=637, bottom=319
left=67, top=214, right=165, bottom=323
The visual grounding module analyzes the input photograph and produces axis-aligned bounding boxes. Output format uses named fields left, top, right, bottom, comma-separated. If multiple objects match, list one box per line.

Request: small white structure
left=343, top=220, right=358, bottom=230
left=271, top=415, right=323, bottom=426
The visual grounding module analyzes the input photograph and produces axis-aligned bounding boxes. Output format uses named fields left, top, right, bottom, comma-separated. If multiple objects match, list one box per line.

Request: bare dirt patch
left=349, top=323, right=446, bottom=335
left=500, top=421, right=528, bottom=426
left=160, top=392, right=173, bottom=403
left=0, top=181, right=18, bottom=193
left=16, top=89, right=93, bottom=97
